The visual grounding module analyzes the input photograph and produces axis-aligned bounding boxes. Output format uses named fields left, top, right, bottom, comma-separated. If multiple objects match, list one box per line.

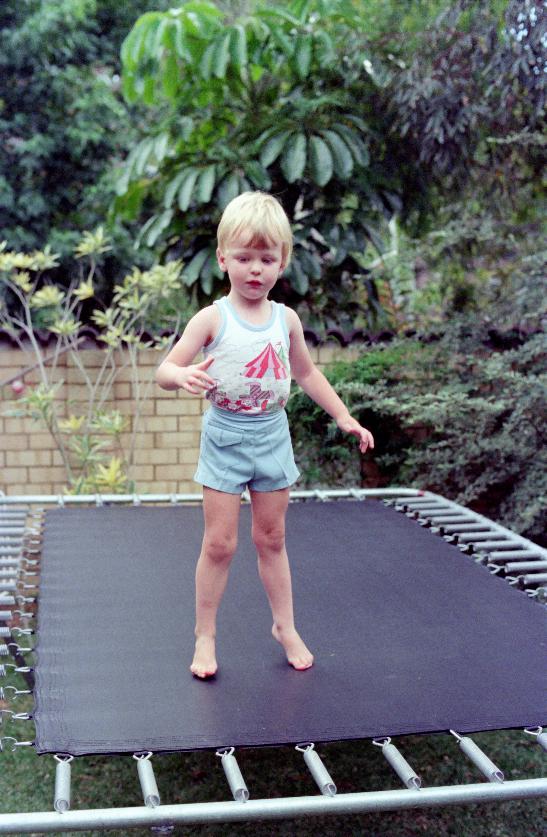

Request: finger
left=183, top=382, right=200, bottom=395
left=198, top=356, right=215, bottom=369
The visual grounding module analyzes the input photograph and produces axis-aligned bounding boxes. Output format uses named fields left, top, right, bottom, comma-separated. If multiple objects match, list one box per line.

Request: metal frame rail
left=0, top=488, right=545, bottom=834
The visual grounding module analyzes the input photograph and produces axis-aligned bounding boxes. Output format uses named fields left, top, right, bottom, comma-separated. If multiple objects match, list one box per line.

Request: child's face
left=217, top=233, right=285, bottom=302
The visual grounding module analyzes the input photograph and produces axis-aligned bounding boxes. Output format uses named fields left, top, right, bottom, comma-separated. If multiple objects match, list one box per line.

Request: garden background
left=0, top=1, right=546, bottom=834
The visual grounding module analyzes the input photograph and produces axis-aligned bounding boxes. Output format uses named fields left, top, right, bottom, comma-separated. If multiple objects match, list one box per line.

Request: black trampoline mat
left=34, top=501, right=547, bottom=755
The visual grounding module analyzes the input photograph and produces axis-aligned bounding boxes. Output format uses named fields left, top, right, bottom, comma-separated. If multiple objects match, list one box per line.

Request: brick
left=154, top=464, right=195, bottom=480
left=2, top=484, right=31, bottom=495
left=117, top=400, right=154, bottom=417
left=4, top=417, right=36, bottom=434
left=131, top=465, right=155, bottom=482
left=114, top=383, right=131, bottom=399
left=143, top=416, right=178, bottom=432
left=178, top=417, right=203, bottom=433
left=68, top=350, right=108, bottom=368
left=0, top=349, right=34, bottom=368
left=1, top=434, right=30, bottom=451
left=155, top=431, right=200, bottom=448
left=133, top=449, right=175, bottom=466
left=7, top=450, right=52, bottom=467
left=2, top=467, right=28, bottom=482
left=28, top=467, right=66, bottom=484
left=121, top=432, right=154, bottom=450
left=28, top=433, right=57, bottom=450
left=179, top=449, right=199, bottom=465
left=178, top=481, right=198, bottom=495
left=0, top=451, right=4, bottom=466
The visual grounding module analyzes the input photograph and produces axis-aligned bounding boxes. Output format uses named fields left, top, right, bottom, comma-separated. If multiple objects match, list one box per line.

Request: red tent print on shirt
left=243, top=342, right=288, bottom=380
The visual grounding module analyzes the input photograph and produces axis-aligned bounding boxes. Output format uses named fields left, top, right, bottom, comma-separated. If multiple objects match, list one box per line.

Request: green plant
left=0, top=232, right=194, bottom=493
left=288, top=325, right=546, bottom=543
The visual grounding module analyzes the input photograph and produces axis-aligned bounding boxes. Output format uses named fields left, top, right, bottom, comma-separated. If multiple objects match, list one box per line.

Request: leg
left=250, top=488, right=313, bottom=670
left=191, top=487, right=241, bottom=678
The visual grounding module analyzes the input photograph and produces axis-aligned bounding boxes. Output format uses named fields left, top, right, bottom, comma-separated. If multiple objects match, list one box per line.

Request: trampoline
left=0, top=488, right=546, bottom=833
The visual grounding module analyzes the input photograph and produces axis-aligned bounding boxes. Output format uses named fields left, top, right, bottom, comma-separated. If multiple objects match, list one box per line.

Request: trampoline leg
left=53, top=755, right=73, bottom=813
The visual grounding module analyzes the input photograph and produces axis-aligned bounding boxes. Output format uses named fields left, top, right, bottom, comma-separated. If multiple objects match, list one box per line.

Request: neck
left=227, top=292, right=272, bottom=324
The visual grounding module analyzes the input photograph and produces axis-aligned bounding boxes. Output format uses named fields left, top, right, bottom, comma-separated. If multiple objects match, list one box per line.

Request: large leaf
left=321, top=130, right=353, bottom=179
left=309, top=135, right=333, bottom=186
left=334, top=125, right=370, bottom=167
left=162, top=52, right=180, bottom=99
left=229, top=25, right=248, bottom=68
left=183, top=248, right=210, bottom=286
left=196, top=165, right=217, bottom=203
left=217, top=172, right=240, bottom=209
left=212, top=32, right=231, bottom=79
left=164, top=169, right=189, bottom=207
left=287, top=255, right=309, bottom=295
left=244, top=160, right=271, bottom=191
left=133, top=139, right=155, bottom=177
left=178, top=169, right=200, bottom=211
left=280, top=133, right=307, bottom=183
left=138, top=210, right=173, bottom=248
left=293, top=34, right=312, bottom=80
left=259, top=130, right=292, bottom=167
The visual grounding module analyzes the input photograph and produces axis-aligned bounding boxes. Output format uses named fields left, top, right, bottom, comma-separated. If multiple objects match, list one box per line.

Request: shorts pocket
left=205, top=424, right=244, bottom=448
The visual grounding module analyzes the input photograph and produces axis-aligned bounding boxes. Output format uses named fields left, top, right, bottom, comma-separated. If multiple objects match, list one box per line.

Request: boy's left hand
left=337, top=415, right=375, bottom=453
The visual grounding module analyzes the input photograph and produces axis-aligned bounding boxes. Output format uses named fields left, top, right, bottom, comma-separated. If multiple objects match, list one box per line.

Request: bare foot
left=272, top=624, right=314, bottom=670
left=190, top=635, right=217, bottom=679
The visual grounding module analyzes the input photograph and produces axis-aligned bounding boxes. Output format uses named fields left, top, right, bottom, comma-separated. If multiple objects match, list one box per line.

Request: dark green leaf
left=196, top=165, right=216, bottom=203
left=259, top=130, right=292, bottom=167
left=294, top=34, right=312, bottom=79
left=212, top=32, right=231, bottom=79
left=164, top=169, right=189, bottom=208
left=309, top=135, right=333, bottom=186
left=313, top=31, right=336, bottom=67
left=229, top=25, right=248, bottom=68
left=162, top=52, right=180, bottom=99
left=200, top=254, right=214, bottom=294
left=178, top=169, right=200, bottom=211
left=333, top=125, right=369, bottom=167
left=217, top=173, right=240, bottom=209
left=281, top=133, right=307, bottom=183
left=199, top=42, right=215, bottom=80
left=321, top=130, right=353, bottom=179
left=140, top=210, right=173, bottom=248
left=183, top=248, right=210, bottom=286
left=244, top=160, right=272, bottom=191
left=287, top=255, right=309, bottom=295
left=134, top=139, right=154, bottom=177
left=299, top=248, right=322, bottom=281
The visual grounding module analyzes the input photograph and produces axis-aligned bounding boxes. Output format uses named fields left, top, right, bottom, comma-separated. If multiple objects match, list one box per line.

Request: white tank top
left=203, top=297, right=291, bottom=415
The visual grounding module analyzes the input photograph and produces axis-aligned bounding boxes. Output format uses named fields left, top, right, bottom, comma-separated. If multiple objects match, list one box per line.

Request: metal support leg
left=53, top=755, right=73, bottom=813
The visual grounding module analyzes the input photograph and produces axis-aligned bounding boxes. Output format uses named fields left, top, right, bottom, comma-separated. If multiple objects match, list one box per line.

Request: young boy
left=156, top=191, right=374, bottom=679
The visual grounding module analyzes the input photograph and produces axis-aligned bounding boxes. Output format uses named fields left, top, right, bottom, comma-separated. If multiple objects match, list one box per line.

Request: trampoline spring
left=0, top=645, right=9, bottom=657
left=54, top=755, right=73, bottom=812
left=133, top=752, right=161, bottom=808
left=7, top=642, right=33, bottom=656
left=0, top=665, right=5, bottom=677
left=2, top=685, right=32, bottom=701
left=216, top=747, right=250, bottom=803
left=450, top=731, right=504, bottom=783
left=372, top=738, right=422, bottom=790
left=295, top=743, right=337, bottom=796
left=524, top=728, right=547, bottom=752
left=0, top=735, right=34, bottom=751
left=0, top=627, right=11, bottom=637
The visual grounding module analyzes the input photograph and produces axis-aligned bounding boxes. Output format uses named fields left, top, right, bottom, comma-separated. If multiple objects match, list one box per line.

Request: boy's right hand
left=176, top=356, right=215, bottom=395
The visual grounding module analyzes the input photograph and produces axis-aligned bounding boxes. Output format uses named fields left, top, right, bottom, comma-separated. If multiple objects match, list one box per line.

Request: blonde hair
left=217, top=191, right=293, bottom=266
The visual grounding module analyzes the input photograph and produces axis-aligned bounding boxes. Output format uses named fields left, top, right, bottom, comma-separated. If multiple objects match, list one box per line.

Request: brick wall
left=0, top=342, right=359, bottom=496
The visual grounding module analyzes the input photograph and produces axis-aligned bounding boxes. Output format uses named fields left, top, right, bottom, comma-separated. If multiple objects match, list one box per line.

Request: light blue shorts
left=194, top=406, right=300, bottom=494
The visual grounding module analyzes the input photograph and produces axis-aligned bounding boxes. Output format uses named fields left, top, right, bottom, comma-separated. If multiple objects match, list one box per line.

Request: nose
left=250, top=260, right=262, bottom=274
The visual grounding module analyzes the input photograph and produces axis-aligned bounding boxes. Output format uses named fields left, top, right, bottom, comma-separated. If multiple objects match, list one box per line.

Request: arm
left=155, top=306, right=218, bottom=394
left=287, top=308, right=374, bottom=453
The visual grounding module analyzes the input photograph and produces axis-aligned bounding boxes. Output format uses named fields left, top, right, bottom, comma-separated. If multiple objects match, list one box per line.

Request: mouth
left=246, top=281, right=262, bottom=288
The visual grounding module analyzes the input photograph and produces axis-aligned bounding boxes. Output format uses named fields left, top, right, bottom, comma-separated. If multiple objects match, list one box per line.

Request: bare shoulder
left=284, top=306, right=303, bottom=335
left=186, top=304, right=220, bottom=344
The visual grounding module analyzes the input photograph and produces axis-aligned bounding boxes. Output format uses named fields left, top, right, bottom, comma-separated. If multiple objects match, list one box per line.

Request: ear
left=216, top=247, right=227, bottom=272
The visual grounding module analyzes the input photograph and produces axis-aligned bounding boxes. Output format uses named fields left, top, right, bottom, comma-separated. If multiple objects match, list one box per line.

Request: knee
left=252, top=523, right=285, bottom=557
left=203, top=533, right=237, bottom=565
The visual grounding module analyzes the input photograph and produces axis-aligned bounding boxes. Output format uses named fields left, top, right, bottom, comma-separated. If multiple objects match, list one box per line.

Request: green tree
left=0, top=0, right=171, bottom=276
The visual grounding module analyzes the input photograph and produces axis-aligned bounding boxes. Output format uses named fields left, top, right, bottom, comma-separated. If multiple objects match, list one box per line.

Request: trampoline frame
left=0, top=487, right=546, bottom=834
